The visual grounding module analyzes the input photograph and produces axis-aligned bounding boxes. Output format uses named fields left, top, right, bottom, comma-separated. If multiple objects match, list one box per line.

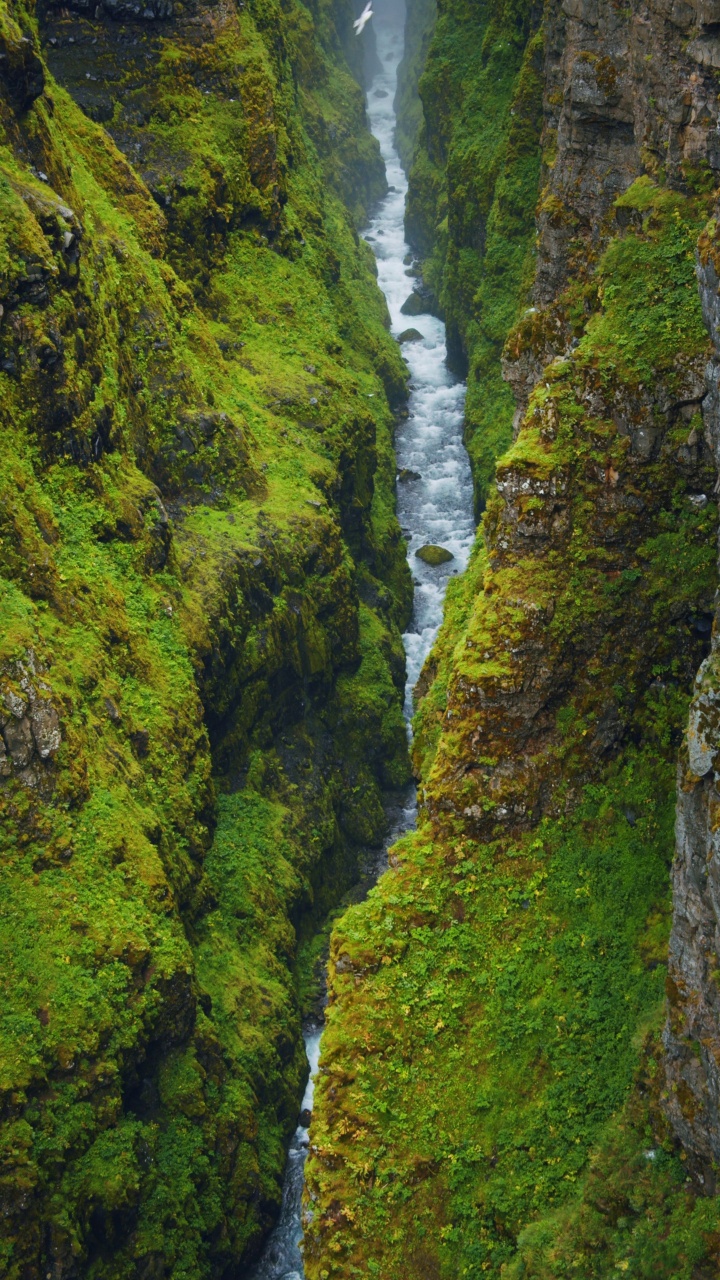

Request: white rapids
left=364, top=14, right=475, bottom=720
left=250, top=6, right=475, bottom=1276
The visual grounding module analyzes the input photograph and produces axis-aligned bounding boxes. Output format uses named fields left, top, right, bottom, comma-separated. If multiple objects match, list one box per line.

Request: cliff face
left=305, top=1, right=720, bottom=1276
left=541, top=0, right=720, bottom=1210
left=393, top=0, right=435, bottom=173
left=0, top=1, right=412, bottom=1275
left=664, top=217, right=720, bottom=1191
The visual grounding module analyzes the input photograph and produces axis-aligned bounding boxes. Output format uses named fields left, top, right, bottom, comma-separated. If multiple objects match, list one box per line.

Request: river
left=249, top=7, right=475, bottom=1276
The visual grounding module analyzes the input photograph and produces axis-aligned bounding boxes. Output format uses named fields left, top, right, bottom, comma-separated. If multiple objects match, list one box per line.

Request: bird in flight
left=354, top=2, right=373, bottom=34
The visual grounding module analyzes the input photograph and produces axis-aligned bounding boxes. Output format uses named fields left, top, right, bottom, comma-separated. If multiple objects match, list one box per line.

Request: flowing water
left=249, top=9, right=475, bottom=1277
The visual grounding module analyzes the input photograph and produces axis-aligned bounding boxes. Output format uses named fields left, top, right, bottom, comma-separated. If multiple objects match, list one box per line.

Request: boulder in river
left=416, top=544, right=454, bottom=566
left=400, top=291, right=426, bottom=317
left=398, top=468, right=421, bottom=482
left=299, top=1108, right=312, bottom=1127
left=398, top=328, right=423, bottom=344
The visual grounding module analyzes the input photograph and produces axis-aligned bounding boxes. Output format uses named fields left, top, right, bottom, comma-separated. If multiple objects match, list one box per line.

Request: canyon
left=3, top=0, right=720, bottom=1276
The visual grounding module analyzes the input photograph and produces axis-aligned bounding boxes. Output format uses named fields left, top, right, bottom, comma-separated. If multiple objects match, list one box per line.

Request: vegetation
left=393, top=0, right=436, bottom=172
left=0, top=0, right=413, bottom=1273
left=305, top=158, right=720, bottom=1279
left=4, top=0, right=720, bottom=1274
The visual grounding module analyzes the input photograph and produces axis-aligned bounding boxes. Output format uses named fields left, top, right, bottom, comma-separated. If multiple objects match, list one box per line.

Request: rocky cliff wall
left=0, top=1, right=412, bottom=1275
left=305, top=1, right=720, bottom=1276
left=393, top=0, right=434, bottom=172
left=664, top=212, right=720, bottom=1193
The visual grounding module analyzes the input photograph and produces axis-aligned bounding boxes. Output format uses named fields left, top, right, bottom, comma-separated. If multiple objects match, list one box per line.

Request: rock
left=29, top=701, right=61, bottom=758
left=686, top=668, right=720, bottom=778
left=105, top=697, right=122, bottom=723
left=415, top=544, right=454, bottom=566
left=373, top=89, right=389, bottom=98
left=144, top=495, right=171, bottom=571
left=130, top=728, right=150, bottom=757
left=299, top=1108, right=312, bottom=1127
left=590, top=704, right=625, bottom=756
left=400, top=292, right=426, bottom=317
left=0, top=29, right=45, bottom=113
left=398, top=328, right=423, bottom=344
left=2, top=716, right=35, bottom=768
left=1, top=688, right=26, bottom=719
left=397, top=468, right=421, bottom=482
left=687, top=36, right=720, bottom=68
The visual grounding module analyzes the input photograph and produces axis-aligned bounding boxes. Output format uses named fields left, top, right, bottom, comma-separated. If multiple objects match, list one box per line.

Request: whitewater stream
left=249, top=9, right=475, bottom=1278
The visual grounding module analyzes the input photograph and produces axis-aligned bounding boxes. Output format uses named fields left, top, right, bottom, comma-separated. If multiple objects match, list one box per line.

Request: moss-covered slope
left=0, top=0, right=413, bottom=1275
left=393, top=0, right=435, bottom=174
left=305, top=0, right=720, bottom=1268
left=305, top=170, right=720, bottom=1279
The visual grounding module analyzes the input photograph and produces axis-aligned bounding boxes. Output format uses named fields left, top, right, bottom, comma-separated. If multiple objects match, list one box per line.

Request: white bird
left=353, top=2, right=373, bottom=35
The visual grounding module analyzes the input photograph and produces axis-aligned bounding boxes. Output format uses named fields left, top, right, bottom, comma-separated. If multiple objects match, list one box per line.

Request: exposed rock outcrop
left=664, top=225, right=720, bottom=1187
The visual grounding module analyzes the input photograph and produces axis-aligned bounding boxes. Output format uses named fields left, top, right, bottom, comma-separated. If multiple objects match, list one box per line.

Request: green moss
left=394, top=0, right=437, bottom=172
left=306, top=748, right=698, bottom=1278
left=0, top=0, right=412, bottom=1272
left=505, top=1074, right=720, bottom=1278
left=579, top=179, right=709, bottom=387
left=306, top=93, right=719, bottom=1280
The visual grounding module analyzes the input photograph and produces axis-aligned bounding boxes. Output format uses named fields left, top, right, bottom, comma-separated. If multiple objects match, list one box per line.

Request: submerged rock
left=415, top=543, right=453, bottom=566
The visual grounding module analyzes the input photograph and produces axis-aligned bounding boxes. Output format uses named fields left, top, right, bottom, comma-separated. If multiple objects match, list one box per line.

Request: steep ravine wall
left=305, top=1, right=720, bottom=1277
left=665, top=214, right=720, bottom=1193
left=0, top=1, right=412, bottom=1276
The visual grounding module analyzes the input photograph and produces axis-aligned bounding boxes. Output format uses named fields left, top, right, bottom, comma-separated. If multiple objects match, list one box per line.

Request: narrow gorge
left=4, top=0, right=720, bottom=1277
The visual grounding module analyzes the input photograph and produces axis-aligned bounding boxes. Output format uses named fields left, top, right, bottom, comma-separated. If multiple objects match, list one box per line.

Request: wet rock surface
left=0, top=651, right=62, bottom=795
left=664, top=217, right=720, bottom=1183
left=414, top=542, right=453, bottom=565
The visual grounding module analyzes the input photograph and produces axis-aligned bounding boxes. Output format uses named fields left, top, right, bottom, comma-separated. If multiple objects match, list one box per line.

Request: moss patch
left=0, top=0, right=412, bottom=1273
